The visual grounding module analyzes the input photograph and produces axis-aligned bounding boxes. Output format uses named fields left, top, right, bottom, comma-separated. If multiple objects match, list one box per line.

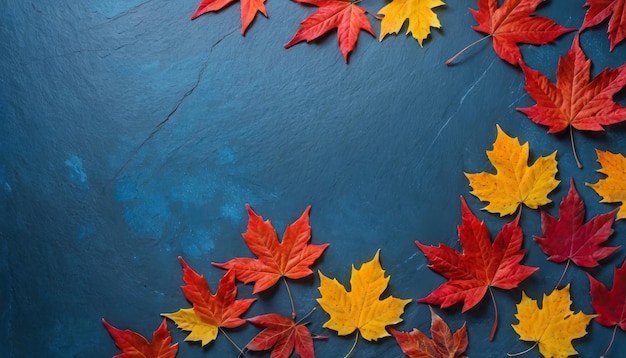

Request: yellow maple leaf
left=511, top=285, right=593, bottom=358
left=586, top=149, right=626, bottom=220
left=378, top=0, right=445, bottom=45
left=317, top=250, right=410, bottom=343
left=162, top=308, right=218, bottom=346
left=465, top=125, right=559, bottom=216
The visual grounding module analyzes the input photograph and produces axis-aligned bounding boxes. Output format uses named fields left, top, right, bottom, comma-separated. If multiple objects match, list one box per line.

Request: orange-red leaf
left=246, top=313, right=326, bottom=358
left=470, top=0, right=575, bottom=65
left=390, top=307, right=468, bottom=358
left=416, top=197, right=538, bottom=312
left=534, top=179, right=619, bottom=268
left=102, top=318, right=178, bottom=358
left=191, top=0, right=268, bottom=35
left=162, top=257, right=255, bottom=346
left=214, top=205, right=329, bottom=294
left=284, top=0, right=376, bottom=63
left=518, top=34, right=626, bottom=133
left=581, top=0, right=626, bottom=50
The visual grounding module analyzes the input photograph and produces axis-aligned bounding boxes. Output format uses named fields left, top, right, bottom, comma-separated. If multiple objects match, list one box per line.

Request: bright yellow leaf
left=586, top=150, right=626, bottom=220
left=317, top=250, right=410, bottom=341
left=465, top=125, right=559, bottom=216
left=162, top=308, right=218, bottom=346
left=378, top=0, right=445, bottom=45
left=511, top=285, right=593, bottom=358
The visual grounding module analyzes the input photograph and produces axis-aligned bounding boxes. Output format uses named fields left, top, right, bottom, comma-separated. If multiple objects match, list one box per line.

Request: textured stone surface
left=1, top=0, right=625, bottom=356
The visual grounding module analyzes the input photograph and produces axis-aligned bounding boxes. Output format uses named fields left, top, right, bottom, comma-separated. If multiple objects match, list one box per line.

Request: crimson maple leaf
left=416, top=196, right=538, bottom=340
left=587, top=258, right=626, bottom=357
left=191, top=0, right=267, bottom=35
left=102, top=318, right=178, bottom=358
left=390, top=307, right=468, bottom=358
left=284, top=0, right=376, bottom=63
left=534, top=179, right=619, bottom=285
left=518, top=34, right=626, bottom=168
left=456, top=0, right=575, bottom=65
left=162, top=257, right=256, bottom=346
left=214, top=204, right=329, bottom=294
left=581, top=0, right=626, bottom=50
left=246, top=313, right=326, bottom=358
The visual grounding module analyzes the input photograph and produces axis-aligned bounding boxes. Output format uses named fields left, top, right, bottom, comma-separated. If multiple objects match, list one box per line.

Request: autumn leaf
left=465, top=125, right=559, bottom=216
left=587, top=150, right=626, bottom=220
left=246, top=313, right=326, bottom=358
left=511, top=284, right=594, bottom=358
left=284, top=0, right=376, bottom=63
left=214, top=205, right=329, bottom=294
left=416, top=196, right=537, bottom=340
left=581, top=0, right=626, bottom=50
left=447, top=0, right=575, bottom=65
left=378, top=0, right=445, bottom=45
left=162, top=257, right=255, bottom=347
left=518, top=34, right=626, bottom=168
left=390, top=306, right=468, bottom=358
left=102, top=318, right=178, bottom=358
left=317, top=250, right=410, bottom=355
left=587, top=258, right=626, bottom=357
left=191, top=0, right=267, bottom=35
left=534, top=179, right=619, bottom=286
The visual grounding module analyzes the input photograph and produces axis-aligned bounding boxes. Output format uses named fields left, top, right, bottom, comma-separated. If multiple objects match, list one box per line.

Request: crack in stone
left=105, top=28, right=239, bottom=190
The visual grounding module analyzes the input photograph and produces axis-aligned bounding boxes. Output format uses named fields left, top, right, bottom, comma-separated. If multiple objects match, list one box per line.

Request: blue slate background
left=1, top=0, right=626, bottom=356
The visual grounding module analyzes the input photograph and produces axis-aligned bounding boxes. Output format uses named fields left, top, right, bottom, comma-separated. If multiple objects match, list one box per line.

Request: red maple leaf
left=390, top=307, right=468, bottom=358
left=416, top=196, right=538, bottom=340
left=581, top=0, right=626, bottom=50
left=214, top=205, right=329, bottom=294
left=587, top=258, right=626, bottom=357
left=191, top=0, right=267, bottom=35
left=534, top=179, right=619, bottom=284
left=518, top=34, right=626, bottom=167
left=102, top=318, right=178, bottom=358
left=461, top=0, right=575, bottom=65
left=246, top=313, right=326, bottom=358
left=284, top=0, right=375, bottom=63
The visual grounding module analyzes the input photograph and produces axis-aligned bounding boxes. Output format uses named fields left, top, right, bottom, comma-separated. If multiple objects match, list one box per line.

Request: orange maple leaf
left=587, top=150, right=626, bottom=220
left=246, top=313, right=326, bottom=358
left=214, top=204, right=329, bottom=294
left=102, top=318, right=179, bottom=358
left=162, top=257, right=255, bottom=346
left=581, top=0, right=626, bottom=50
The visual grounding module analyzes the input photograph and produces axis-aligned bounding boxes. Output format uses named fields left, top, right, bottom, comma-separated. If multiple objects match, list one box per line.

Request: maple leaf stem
left=296, top=306, right=317, bottom=325
left=601, top=324, right=618, bottom=358
left=507, top=341, right=538, bottom=356
left=219, top=327, right=245, bottom=356
left=488, top=287, right=499, bottom=341
left=570, top=125, right=583, bottom=169
left=555, top=259, right=571, bottom=289
left=344, top=331, right=359, bottom=358
left=283, top=277, right=297, bottom=320
left=446, top=35, right=493, bottom=65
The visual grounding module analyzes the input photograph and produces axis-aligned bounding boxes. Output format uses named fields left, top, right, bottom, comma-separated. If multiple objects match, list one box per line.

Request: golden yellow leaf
left=511, top=285, right=593, bottom=358
left=317, top=250, right=410, bottom=341
left=586, top=150, right=626, bottom=220
left=378, top=0, right=445, bottom=45
left=465, top=125, right=559, bottom=216
left=162, top=308, right=218, bottom=346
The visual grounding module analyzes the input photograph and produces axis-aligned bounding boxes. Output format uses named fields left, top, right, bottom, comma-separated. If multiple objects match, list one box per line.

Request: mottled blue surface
left=1, top=0, right=626, bottom=357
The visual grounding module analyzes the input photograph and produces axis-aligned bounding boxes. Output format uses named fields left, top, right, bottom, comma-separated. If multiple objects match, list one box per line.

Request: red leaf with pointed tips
left=469, top=0, right=575, bottom=65
left=416, top=197, right=537, bottom=339
left=191, top=0, right=267, bottom=35
left=390, top=307, right=468, bottom=358
left=246, top=313, right=326, bottom=358
left=103, top=318, right=178, bottom=358
left=214, top=205, right=329, bottom=294
left=534, top=179, right=619, bottom=268
left=581, top=0, right=626, bottom=50
left=284, top=0, right=375, bottom=63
